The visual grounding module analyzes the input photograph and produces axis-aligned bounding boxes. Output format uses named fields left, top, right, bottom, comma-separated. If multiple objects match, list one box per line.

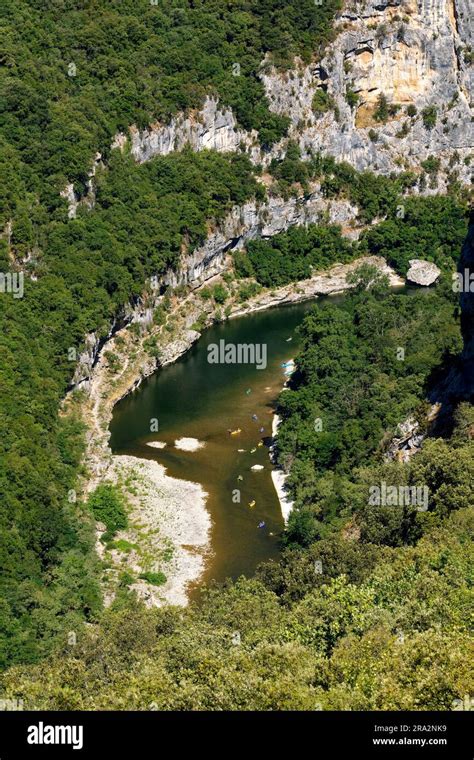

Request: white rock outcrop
left=60, top=183, right=78, bottom=220
left=406, top=259, right=441, bottom=285
left=129, top=97, right=261, bottom=164
left=166, top=189, right=359, bottom=287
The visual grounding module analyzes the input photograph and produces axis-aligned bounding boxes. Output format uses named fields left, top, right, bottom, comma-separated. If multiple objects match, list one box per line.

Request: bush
left=88, top=485, right=128, bottom=538
left=139, top=572, right=167, bottom=586
left=345, top=88, right=359, bottom=109
left=104, top=351, right=121, bottom=373
left=374, top=93, right=389, bottom=122
left=269, top=141, right=309, bottom=191
left=237, top=281, right=262, bottom=302
left=312, top=89, right=333, bottom=115
left=421, top=156, right=441, bottom=175
left=199, top=287, right=213, bottom=301
left=212, top=284, right=228, bottom=304
left=422, top=106, right=437, bottom=130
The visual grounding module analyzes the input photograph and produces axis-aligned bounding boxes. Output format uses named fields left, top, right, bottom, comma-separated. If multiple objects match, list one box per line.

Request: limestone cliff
left=61, top=0, right=473, bottom=299
left=263, top=0, right=473, bottom=182
left=455, top=216, right=474, bottom=398
left=125, top=98, right=261, bottom=165
left=165, top=189, right=358, bottom=287
left=120, top=0, right=473, bottom=181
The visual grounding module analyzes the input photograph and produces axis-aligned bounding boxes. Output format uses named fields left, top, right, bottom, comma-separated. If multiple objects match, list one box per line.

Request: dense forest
left=1, top=0, right=340, bottom=220
left=2, top=272, right=473, bottom=709
left=0, top=0, right=473, bottom=710
left=275, top=274, right=469, bottom=546
left=0, top=0, right=339, bottom=672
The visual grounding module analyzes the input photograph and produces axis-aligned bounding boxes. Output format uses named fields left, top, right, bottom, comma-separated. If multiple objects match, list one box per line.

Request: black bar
left=0, top=711, right=471, bottom=758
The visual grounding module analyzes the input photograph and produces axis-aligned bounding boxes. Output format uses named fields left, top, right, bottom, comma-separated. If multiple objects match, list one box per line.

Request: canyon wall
left=65, top=0, right=473, bottom=389
left=165, top=190, right=359, bottom=287
left=63, top=0, right=473, bottom=219
left=264, top=0, right=473, bottom=182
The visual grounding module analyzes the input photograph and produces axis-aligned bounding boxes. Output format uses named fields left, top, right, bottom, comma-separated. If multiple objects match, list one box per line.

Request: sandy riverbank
left=103, top=455, right=211, bottom=607
left=270, top=414, right=294, bottom=524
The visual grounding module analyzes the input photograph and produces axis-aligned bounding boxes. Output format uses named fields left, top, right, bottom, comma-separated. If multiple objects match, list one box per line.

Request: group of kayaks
left=226, top=358, right=293, bottom=529
left=227, top=410, right=270, bottom=526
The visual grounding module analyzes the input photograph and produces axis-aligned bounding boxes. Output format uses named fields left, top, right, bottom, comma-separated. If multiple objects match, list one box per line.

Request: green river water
left=109, top=299, right=319, bottom=588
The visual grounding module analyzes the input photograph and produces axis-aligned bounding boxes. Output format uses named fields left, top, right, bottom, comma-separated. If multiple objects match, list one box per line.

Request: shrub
left=238, top=281, right=262, bottom=302
left=374, top=93, right=389, bottom=122
left=345, top=87, right=359, bottom=109
left=421, top=156, right=441, bottom=175
left=88, top=484, right=128, bottom=539
left=212, top=283, right=228, bottom=304
left=139, top=572, right=167, bottom=586
left=312, top=89, right=333, bottom=115
left=199, top=287, right=213, bottom=301
left=422, top=106, right=437, bottom=130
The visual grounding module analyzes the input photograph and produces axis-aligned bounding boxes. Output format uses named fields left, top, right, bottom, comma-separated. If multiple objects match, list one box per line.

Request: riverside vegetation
left=0, top=0, right=473, bottom=709
left=1, top=217, right=473, bottom=707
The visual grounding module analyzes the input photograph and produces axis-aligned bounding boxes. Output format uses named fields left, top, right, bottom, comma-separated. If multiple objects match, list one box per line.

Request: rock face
left=385, top=404, right=441, bottom=462
left=62, top=0, right=473, bottom=218
left=165, top=188, right=359, bottom=287
left=453, top=217, right=474, bottom=398
left=70, top=295, right=161, bottom=389
left=128, top=97, right=261, bottom=165
left=60, top=152, right=103, bottom=219
left=60, top=183, right=78, bottom=220
left=406, top=259, right=441, bottom=285
left=70, top=332, right=101, bottom=390
left=423, top=219, right=474, bottom=405
left=263, top=0, right=473, bottom=183
left=385, top=415, right=423, bottom=462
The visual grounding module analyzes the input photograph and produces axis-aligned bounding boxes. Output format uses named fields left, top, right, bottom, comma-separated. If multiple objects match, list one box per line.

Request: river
left=109, top=299, right=320, bottom=589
